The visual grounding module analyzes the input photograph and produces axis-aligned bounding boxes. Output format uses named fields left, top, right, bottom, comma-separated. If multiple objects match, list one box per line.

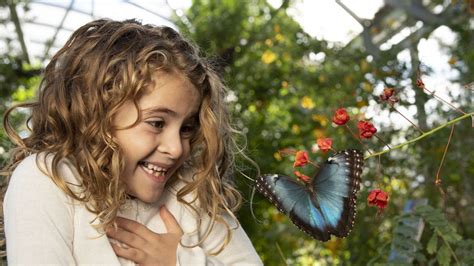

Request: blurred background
left=1, top=0, right=473, bottom=265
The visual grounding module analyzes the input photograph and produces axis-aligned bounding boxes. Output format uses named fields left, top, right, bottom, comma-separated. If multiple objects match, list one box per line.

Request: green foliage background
left=1, top=0, right=473, bottom=265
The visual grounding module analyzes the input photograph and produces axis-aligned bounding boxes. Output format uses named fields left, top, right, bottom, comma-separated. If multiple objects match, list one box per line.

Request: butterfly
left=256, top=149, right=364, bottom=241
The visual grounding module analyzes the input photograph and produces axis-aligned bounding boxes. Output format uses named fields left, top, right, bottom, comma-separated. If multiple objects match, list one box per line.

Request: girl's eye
left=146, top=120, right=165, bottom=129
left=180, top=123, right=198, bottom=138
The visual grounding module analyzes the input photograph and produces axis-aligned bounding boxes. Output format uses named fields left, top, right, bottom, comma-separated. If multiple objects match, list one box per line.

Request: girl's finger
left=160, top=206, right=183, bottom=235
left=110, top=242, right=146, bottom=263
left=106, top=226, right=147, bottom=249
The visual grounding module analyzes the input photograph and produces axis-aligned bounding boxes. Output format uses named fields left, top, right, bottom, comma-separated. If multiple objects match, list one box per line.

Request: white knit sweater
left=4, top=154, right=262, bottom=265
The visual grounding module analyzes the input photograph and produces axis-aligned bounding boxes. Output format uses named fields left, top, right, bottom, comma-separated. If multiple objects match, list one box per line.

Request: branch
left=165, top=0, right=195, bottom=34
left=335, top=0, right=381, bottom=59
left=365, top=112, right=474, bottom=160
left=42, top=0, right=75, bottom=61
left=124, top=0, right=175, bottom=25
left=384, top=0, right=444, bottom=25
left=8, top=3, right=30, bottom=64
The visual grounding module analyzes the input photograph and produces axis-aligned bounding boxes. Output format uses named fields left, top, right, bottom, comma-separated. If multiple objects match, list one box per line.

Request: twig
left=344, top=124, right=373, bottom=155
left=434, top=124, right=455, bottom=201
left=365, top=112, right=474, bottom=160
left=423, top=87, right=467, bottom=115
left=308, top=161, right=320, bottom=168
left=436, top=228, right=461, bottom=266
left=374, top=134, right=392, bottom=150
left=435, top=125, right=454, bottom=182
left=392, top=106, right=425, bottom=134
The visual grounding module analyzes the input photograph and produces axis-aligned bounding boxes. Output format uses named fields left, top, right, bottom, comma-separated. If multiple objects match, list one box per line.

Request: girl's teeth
left=142, top=162, right=166, bottom=176
left=144, top=167, right=153, bottom=175
left=153, top=171, right=165, bottom=177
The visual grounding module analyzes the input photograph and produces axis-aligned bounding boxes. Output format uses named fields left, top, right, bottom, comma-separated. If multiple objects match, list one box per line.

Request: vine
left=365, top=111, right=474, bottom=160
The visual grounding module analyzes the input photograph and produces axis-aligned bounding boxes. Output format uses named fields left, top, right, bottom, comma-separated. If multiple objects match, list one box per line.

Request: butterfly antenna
left=250, top=186, right=263, bottom=224
left=239, top=171, right=255, bottom=182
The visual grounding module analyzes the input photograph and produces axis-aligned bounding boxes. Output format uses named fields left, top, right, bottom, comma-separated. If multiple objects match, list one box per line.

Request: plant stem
left=308, top=161, right=320, bottom=168
left=435, top=124, right=455, bottom=183
left=435, top=124, right=454, bottom=200
left=423, top=87, right=467, bottom=115
left=392, top=106, right=425, bottom=134
left=436, top=228, right=461, bottom=266
left=365, top=112, right=474, bottom=160
left=345, top=124, right=373, bottom=155
left=374, top=133, right=392, bottom=150
left=464, top=82, right=474, bottom=91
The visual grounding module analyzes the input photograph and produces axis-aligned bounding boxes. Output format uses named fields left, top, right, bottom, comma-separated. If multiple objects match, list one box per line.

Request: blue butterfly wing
left=256, top=149, right=364, bottom=241
left=312, top=149, right=363, bottom=238
left=256, top=174, right=331, bottom=241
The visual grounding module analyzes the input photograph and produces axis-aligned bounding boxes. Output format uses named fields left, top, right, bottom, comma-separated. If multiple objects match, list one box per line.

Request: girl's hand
left=107, top=206, right=183, bottom=265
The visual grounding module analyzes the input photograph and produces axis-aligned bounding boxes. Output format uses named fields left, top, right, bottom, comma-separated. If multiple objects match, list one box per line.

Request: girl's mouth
left=139, top=161, right=168, bottom=178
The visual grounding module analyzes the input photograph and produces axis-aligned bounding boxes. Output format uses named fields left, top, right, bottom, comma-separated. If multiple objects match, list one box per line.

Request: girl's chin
left=127, top=190, right=165, bottom=204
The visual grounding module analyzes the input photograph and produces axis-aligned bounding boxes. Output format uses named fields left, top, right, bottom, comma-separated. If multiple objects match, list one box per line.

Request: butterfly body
left=256, top=149, right=364, bottom=241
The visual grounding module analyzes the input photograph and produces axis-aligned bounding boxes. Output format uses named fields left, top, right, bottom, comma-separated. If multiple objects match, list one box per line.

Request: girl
left=2, top=19, right=262, bottom=265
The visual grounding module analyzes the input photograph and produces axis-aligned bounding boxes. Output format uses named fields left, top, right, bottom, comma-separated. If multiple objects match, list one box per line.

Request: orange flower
left=357, top=120, right=377, bottom=139
left=379, top=87, right=399, bottom=105
left=382, top=87, right=395, bottom=98
left=294, top=170, right=311, bottom=183
left=416, top=78, right=425, bottom=89
left=332, top=108, right=350, bottom=125
left=316, top=138, right=333, bottom=152
left=367, top=189, right=389, bottom=210
left=293, top=150, right=309, bottom=168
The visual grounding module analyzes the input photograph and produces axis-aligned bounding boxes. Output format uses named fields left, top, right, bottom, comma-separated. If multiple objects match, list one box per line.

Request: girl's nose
left=157, top=129, right=183, bottom=160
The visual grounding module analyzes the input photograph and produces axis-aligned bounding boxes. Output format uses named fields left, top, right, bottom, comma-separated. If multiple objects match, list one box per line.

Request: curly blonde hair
left=2, top=19, right=246, bottom=254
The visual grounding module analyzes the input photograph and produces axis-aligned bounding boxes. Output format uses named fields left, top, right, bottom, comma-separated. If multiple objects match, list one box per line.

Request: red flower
left=382, top=87, right=395, bottom=98
left=294, top=170, right=311, bottom=183
left=416, top=78, right=425, bottom=89
left=332, top=108, right=350, bottom=125
left=316, top=138, right=333, bottom=152
left=379, top=87, right=399, bottom=105
left=367, top=189, right=389, bottom=210
left=293, top=150, right=309, bottom=168
left=357, top=120, right=377, bottom=139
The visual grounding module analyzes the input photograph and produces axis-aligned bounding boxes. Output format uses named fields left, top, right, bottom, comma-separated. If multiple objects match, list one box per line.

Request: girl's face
left=113, top=70, right=200, bottom=203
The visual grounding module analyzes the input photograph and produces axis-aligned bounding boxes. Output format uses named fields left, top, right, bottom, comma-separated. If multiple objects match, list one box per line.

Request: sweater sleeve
left=176, top=214, right=263, bottom=266
left=3, top=155, right=76, bottom=264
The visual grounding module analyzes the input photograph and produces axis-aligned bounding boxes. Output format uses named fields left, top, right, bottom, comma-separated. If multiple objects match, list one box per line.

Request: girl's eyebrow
left=143, top=106, right=199, bottom=120
left=143, top=107, right=177, bottom=117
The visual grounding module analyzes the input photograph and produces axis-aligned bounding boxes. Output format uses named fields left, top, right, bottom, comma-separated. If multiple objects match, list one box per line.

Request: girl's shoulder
left=8, top=153, right=82, bottom=195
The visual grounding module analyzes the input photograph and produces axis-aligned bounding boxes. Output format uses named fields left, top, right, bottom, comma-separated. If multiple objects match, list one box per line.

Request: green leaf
left=394, top=224, right=417, bottom=237
left=437, top=244, right=452, bottom=266
left=386, top=262, right=411, bottom=266
left=427, top=258, right=437, bottom=266
left=392, top=238, right=416, bottom=251
left=441, top=231, right=462, bottom=243
left=427, top=234, right=438, bottom=254
left=406, top=238, right=423, bottom=250
left=456, top=240, right=474, bottom=264
left=415, top=205, right=462, bottom=247
left=415, top=252, right=427, bottom=263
